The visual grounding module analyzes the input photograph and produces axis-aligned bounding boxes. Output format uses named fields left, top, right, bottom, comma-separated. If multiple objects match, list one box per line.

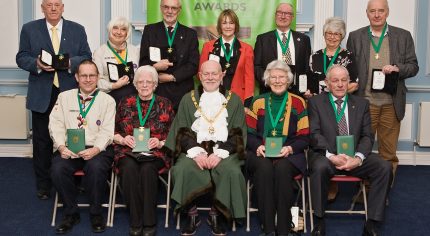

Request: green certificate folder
left=67, top=129, right=85, bottom=154
left=265, top=137, right=283, bottom=158
left=336, top=135, right=355, bottom=157
left=132, top=128, right=150, bottom=153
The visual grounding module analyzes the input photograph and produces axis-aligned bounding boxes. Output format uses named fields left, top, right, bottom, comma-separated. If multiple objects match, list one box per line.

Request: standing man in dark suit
left=16, top=0, right=91, bottom=200
left=139, top=0, right=199, bottom=111
left=254, top=2, right=311, bottom=94
left=346, top=0, right=419, bottom=180
left=308, top=65, right=392, bottom=236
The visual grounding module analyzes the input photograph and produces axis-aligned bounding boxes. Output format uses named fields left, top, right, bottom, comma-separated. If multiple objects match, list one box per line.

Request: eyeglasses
left=276, top=11, right=294, bottom=17
left=161, top=5, right=181, bottom=12
left=325, top=31, right=342, bottom=38
left=269, top=75, right=288, bottom=81
left=136, top=80, right=155, bottom=86
left=78, top=74, right=98, bottom=79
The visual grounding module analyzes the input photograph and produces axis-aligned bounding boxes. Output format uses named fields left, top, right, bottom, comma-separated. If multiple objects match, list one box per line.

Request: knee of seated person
left=118, top=157, right=138, bottom=172
left=310, top=159, right=331, bottom=175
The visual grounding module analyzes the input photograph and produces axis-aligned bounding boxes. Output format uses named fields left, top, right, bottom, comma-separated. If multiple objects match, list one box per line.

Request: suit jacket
left=16, top=18, right=92, bottom=113
left=199, top=39, right=255, bottom=104
left=139, top=22, right=199, bottom=110
left=308, top=93, right=374, bottom=158
left=254, top=30, right=311, bottom=94
left=346, top=25, right=419, bottom=121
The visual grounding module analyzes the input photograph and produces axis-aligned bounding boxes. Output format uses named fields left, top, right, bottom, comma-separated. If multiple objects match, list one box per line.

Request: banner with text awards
left=147, top=0, right=297, bottom=49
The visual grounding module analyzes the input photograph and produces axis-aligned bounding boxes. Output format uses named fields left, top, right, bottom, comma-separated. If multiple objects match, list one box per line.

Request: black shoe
left=142, top=226, right=157, bottom=236
left=207, top=215, right=226, bottom=236
left=55, top=214, right=80, bottom=234
left=311, top=219, right=325, bottom=236
left=129, top=227, right=142, bottom=236
left=181, top=215, right=201, bottom=236
left=90, top=214, right=106, bottom=233
left=37, top=189, right=50, bottom=200
left=362, top=220, right=378, bottom=236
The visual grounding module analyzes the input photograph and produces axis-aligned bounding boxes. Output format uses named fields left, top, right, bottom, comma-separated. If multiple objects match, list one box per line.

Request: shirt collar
left=330, top=93, right=346, bottom=102
left=46, top=18, right=63, bottom=31
left=369, top=24, right=389, bottom=37
left=164, top=21, right=178, bottom=30
left=276, top=28, right=291, bottom=35
left=221, top=36, right=234, bottom=45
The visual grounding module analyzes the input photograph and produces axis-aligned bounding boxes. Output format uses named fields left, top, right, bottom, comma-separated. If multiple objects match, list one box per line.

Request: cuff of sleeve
left=325, top=150, right=335, bottom=159
left=354, top=152, right=365, bottom=161
left=186, top=147, right=207, bottom=159
left=213, top=146, right=229, bottom=159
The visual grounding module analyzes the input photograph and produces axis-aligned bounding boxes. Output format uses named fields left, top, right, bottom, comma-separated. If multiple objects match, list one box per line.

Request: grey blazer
left=346, top=25, right=419, bottom=121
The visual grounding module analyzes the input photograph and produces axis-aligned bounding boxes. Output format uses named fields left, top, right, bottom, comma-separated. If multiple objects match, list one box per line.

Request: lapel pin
left=297, top=38, right=301, bottom=41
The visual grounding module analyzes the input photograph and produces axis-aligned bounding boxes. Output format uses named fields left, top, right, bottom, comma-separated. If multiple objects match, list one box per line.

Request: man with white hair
left=347, top=0, right=419, bottom=182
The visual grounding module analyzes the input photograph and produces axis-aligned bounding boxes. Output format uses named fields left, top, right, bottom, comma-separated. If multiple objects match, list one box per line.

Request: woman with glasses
left=113, top=66, right=175, bottom=236
left=199, top=9, right=255, bottom=107
left=93, top=16, right=140, bottom=104
left=306, top=17, right=358, bottom=98
left=246, top=60, right=309, bottom=236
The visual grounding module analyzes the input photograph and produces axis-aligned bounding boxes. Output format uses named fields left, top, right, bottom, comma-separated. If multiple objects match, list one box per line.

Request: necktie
left=224, top=43, right=231, bottom=55
left=282, top=32, right=292, bottom=65
left=167, top=26, right=173, bottom=37
left=51, top=26, right=60, bottom=88
left=335, top=99, right=348, bottom=135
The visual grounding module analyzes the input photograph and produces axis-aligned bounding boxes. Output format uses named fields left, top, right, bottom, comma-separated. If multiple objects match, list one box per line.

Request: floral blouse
left=114, top=95, right=175, bottom=171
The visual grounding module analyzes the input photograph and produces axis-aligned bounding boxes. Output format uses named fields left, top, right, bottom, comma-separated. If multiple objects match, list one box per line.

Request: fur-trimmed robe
left=165, top=86, right=247, bottom=220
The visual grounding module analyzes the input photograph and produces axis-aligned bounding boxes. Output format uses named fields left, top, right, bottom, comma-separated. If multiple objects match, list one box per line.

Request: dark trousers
left=309, top=152, right=392, bottom=221
left=118, top=157, right=164, bottom=228
left=51, top=146, right=114, bottom=216
left=31, top=86, right=59, bottom=192
left=247, top=152, right=301, bottom=234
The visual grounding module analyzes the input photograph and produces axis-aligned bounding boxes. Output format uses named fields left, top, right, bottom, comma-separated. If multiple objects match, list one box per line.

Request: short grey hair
left=133, top=65, right=159, bottom=87
left=263, top=60, right=294, bottom=87
left=107, top=16, right=132, bottom=40
left=323, top=17, right=346, bottom=39
left=326, top=64, right=350, bottom=81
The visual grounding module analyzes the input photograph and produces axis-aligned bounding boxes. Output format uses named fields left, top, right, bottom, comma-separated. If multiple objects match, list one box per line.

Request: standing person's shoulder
left=257, top=30, right=276, bottom=39
left=388, top=24, right=412, bottom=36
left=291, top=30, right=310, bottom=42
left=349, top=25, right=369, bottom=36
left=63, top=19, right=86, bottom=31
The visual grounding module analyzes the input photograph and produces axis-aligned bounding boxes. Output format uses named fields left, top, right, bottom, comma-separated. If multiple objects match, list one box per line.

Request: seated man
left=49, top=59, right=116, bottom=234
left=307, top=65, right=392, bottom=236
left=165, top=60, right=247, bottom=236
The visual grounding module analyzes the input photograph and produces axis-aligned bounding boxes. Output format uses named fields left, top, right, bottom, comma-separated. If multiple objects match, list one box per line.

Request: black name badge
left=371, top=69, right=398, bottom=95
left=107, top=62, right=134, bottom=82
left=40, top=49, right=70, bottom=70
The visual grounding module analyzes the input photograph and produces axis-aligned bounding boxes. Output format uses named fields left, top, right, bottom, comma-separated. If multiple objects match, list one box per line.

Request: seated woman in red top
left=199, top=9, right=255, bottom=107
left=114, top=65, right=175, bottom=236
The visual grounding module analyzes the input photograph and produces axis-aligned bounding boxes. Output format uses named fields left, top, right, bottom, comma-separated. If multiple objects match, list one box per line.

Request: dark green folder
left=67, top=129, right=85, bottom=154
left=336, top=135, right=355, bottom=157
left=132, top=128, right=150, bottom=153
left=265, top=137, right=283, bottom=158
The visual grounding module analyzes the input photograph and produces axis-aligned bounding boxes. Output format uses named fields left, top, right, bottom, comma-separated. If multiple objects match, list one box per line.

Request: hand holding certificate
left=67, top=129, right=85, bottom=155
left=107, top=62, right=134, bottom=82
left=371, top=69, right=399, bottom=95
left=132, top=127, right=150, bottom=153
left=40, top=49, right=70, bottom=70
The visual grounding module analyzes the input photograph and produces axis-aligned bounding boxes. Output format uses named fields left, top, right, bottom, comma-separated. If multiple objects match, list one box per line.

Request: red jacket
left=199, top=39, right=255, bottom=103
